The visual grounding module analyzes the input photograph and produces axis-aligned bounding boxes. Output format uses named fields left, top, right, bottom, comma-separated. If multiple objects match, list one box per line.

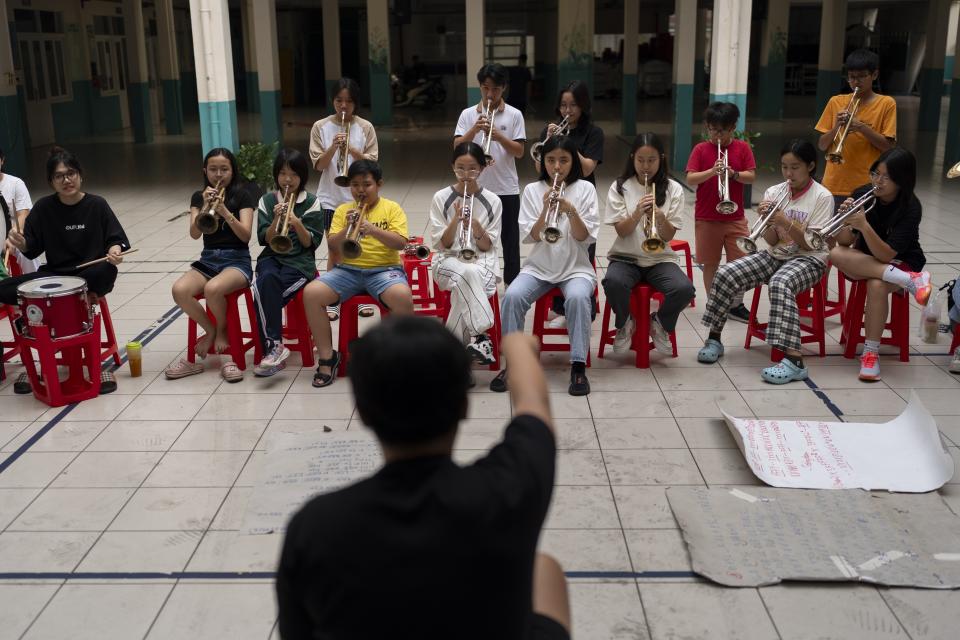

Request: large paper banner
left=722, top=391, right=954, bottom=492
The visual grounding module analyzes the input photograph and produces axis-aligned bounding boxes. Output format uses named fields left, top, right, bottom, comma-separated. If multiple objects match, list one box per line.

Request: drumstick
left=74, top=248, right=138, bottom=270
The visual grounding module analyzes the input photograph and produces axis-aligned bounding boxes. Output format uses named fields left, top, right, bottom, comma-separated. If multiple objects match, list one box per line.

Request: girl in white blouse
left=603, top=133, right=696, bottom=356
left=494, top=136, right=599, bottom=396
left=430, top=142, right=503, bottom=364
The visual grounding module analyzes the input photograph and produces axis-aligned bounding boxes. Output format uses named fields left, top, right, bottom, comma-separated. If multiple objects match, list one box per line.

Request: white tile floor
left=2, top=98, right=960, bottom=638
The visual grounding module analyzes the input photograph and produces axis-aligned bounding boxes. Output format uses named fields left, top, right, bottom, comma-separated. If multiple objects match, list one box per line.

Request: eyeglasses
left=847, top=72, right=873, bottom=82
left=52, top=170, right=79, bottom=183
left=454, top=168, right=480, bottom=180
left=869, top=170, right=891, bottom=184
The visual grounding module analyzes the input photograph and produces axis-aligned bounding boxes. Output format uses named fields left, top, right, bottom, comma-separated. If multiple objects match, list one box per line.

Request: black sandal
left=99, top=370, right=118, bottom=394
left=568, top=368, right=590, bottom=396
left=489, top=369, right=508, bottom=393
left=312, top=350, right=341, bottom=388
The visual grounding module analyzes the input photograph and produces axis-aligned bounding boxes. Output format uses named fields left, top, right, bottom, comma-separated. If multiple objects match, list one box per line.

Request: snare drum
left=17, top=276, right=93, bottom=339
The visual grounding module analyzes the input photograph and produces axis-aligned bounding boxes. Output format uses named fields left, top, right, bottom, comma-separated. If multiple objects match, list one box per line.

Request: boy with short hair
left=276, top=318, right=571, bottom=640
left=302, top=160, right=415, bottom=388
left=685, top=102, right=756, bottom=321
left=454, top=63, right=526, bottom=285
left=816, top=48, right=897, bottom=210
left=0, top=146, right=40, bottom=274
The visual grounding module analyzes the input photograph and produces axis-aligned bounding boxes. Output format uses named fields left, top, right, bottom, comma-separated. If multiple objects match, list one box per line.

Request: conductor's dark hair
left=537, top=135, right=583, bottom=185
left=347, top=159, right=383, bottom=182
left=273, top=148, right=310, bottom=194
left=703, top=102, right=740, bottom=128
left=46, top=146, right=83, bottom=183
left=476, top=63, right=507, bottom=86
left=350, top=317, right=471, bottom=446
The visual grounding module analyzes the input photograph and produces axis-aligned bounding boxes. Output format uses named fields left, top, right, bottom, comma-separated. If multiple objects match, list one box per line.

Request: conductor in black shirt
left=276, top=317, right=572, bottom=640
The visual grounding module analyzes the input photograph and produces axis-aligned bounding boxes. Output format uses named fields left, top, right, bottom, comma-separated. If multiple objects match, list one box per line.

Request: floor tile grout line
left=875, top=588, right=917, bottom=640
left=754, top=587, right=787, bottom=640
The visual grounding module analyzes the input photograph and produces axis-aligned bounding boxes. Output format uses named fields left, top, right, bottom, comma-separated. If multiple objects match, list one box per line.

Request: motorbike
left=391, top=74, right=447, bottom=107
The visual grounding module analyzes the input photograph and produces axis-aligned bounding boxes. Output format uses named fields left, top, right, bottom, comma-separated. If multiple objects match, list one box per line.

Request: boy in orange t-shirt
left=815, top=49, right=897, bottom=208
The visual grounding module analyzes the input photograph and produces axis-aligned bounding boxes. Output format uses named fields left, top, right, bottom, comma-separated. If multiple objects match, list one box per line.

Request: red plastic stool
left=840, top=276, right=910, bottom=362
left=668, top=239, right=696, bottom=308
left=402, top=242, right=445, bottom=318
left=598, top=284, right=678, bottom=368
left=440, top=289, right=502, bottom=371
left=950, top=323, right=960, bottom=354
left=279, top=287, right=315, bottom=367
left=819, top=263, right=846, bottom=320
left=187, top=287, right=261, bottom=371
left=16, top=315, right=103, bottom=407
left=745, top=279, right=827, bottom=361
left=337, top=294, right=389, bottom=377
left=1, top=305, right=19, bottom=381
left=94, top=296, right=121, bottom=366
left=532, top=288, right=592, bottom=366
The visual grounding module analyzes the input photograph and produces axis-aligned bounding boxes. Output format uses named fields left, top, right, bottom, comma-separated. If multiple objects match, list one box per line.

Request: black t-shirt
left=22, top=193, right=129, bottom=272
left=190, top=186, right=256, bottom=250
left=507, top=66, right=533, bottom=106
left=851, top=184, right=925, bottom=272
left=538, top=120, right=604, bottom=186
left=276, top=414, right=556, bottom=640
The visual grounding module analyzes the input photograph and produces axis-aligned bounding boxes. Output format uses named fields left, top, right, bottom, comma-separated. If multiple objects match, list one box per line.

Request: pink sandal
left=220, top=359, right=243, bottom=383
left=165, top=358, right=204, bottom=380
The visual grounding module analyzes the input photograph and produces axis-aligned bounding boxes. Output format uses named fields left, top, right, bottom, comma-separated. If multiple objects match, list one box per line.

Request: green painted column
left=918, top=0, right=952, bottom=131
left=557, top=0, right=595, bottom=97
left=945, top=3, right=960, bottom=168
left=156, top=0, right=184, bottom=134
left=694, top=9, right=708, bottom=94
left=124, top=0, right=154, bottom=143
left=189, top=0, right=240, bottom=154
left=621, top=0, right=638, bottom=137
left=671, top=0, right=697, bottom=170
left=251, top=0, right=282, bottom=145
left=465, top=0, right=484, bottom=106
left=367, top=0, right=392, bottom=126
left=242, top=1, right=259, bottom=113
left=758, top=0, right=790, bottom=120
left=815, top=0, right=847, bottom=117
left=322, top=0, right=342, bottom=110
left=0, top=0, right=27, bottom=173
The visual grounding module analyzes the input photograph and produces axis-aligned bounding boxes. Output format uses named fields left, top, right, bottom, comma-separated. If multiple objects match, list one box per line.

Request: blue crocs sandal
left=761, top=358, right=809, bottom=384
left=697, top=339, right=724, bottom=364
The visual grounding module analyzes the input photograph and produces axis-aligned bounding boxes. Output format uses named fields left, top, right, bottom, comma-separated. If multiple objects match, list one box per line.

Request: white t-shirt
left=454, top=102, right=526, bottom=196
left=429, top=185, right=503, bottom=278
left=308, top=115, right=378, bottom=210
left=519, top=179, right=599, bottom=284
left=760, top=179, right=834, bottom=262
left=605, top=176, right=685, bottom=267
left=0, top=173, right=40, bottom=273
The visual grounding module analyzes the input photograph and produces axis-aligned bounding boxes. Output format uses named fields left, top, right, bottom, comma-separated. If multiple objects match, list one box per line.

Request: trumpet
left=341, top=197, right=369, bottom=260
left=530, top=114, right=570, bottom=164
left=269, top=186, right=296, bottom=254
left=477, top=100, right=497, bottom=162
left=947, top=160, right=960, bottom=178
left=716, top=142, right=736, bottom=214
left=735, top=182, right=791, bottom=254
left=196, top=180, right=225, bottom=234
left=543, top=172, right=565, bottom=244
left=403, top=239, right=431, bottom=260
left=804, top=186, right=877, bottom=251
left=457, top=184, right=478, bottom=263
left=334, top=110, right=351, bottom=187
left=826, top=87, right=860, bottom=164
left=640, top=174, right=666, bottom=254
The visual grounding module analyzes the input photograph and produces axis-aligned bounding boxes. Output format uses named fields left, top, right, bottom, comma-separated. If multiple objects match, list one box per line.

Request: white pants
left=434, top=256, right=497, bottom=344
left=14, top=250, right=40, bottom=274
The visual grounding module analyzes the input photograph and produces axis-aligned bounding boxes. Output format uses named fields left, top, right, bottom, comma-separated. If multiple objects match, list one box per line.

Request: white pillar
left=155, top=0, right=183, bottom=134
left=251, top=0, right=282, bottom=144
left=622, top=0, right=638, bottom=136
left=758, top=0, right=790, bottom=119
left=709, top=0, right=753, bottom=127
left=466, top=0, right=485, bottom=106
left=322, top=0, right=342, bottom=105
left=123, top=0, right=153, bottom=142
left=189, top=0, right=239, bottom=153
left=672, top=0, right=697, bottom=169
left=815, top=0, right=847, bottom=115
left=366, top=0, right=392, bottom=124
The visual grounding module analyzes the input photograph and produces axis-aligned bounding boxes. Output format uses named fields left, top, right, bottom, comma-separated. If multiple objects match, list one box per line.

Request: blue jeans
left=501, top=273, right=594, bottom=364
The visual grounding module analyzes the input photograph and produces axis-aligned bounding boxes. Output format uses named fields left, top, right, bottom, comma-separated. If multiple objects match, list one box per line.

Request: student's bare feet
left=214, top=331, right=231, bottom=354
left=195, top=331, right=214, bottom=359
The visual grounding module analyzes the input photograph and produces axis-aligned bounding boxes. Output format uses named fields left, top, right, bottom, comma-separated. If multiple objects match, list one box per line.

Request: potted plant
left=236, top=141, right=279, bottom=202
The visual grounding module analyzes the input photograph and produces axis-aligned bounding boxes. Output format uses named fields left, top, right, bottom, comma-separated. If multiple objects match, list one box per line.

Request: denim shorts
left=318, top=265, right=408, bottom=304
left=192, top=248, right=253, bottom=283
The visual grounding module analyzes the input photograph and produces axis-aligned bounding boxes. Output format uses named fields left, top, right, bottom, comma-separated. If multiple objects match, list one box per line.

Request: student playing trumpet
left=252, top=148, right=325, bottom=377
left=602, top=133, right=694, bottom=355
left=430, top=142, right=503, bottom=364
left=697, top=140, right=835, bottom=384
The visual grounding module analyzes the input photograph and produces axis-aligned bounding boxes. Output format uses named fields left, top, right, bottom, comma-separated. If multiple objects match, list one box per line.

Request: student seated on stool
left=697, top=140, right=834, bottom=384
left=302, top=160, right=414, bottom=388
left=829, top=147, right=931, bottom=382
left=277, top=318, right=572, bottom=640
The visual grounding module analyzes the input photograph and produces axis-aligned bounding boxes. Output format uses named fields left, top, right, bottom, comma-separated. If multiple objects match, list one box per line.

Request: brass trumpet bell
left=947, top=160, right=960, bottom=179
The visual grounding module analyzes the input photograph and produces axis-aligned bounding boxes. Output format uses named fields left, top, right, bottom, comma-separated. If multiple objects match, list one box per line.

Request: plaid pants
left=702, top=252, right=826, bottom=351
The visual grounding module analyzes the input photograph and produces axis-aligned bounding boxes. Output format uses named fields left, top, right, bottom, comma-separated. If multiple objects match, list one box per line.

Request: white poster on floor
left=242, top=431, right=383, bottom=535
left=721, top=390, right=954, bottom=492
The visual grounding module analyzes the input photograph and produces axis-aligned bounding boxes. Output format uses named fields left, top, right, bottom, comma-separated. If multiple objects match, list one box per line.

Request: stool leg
left=634, top=291, right=651, bottom=369
left=489, top=294, right=501, bottom=371
left=842, top=283, right=866, bottom=359
left=598, top=301, right=612, bottom=359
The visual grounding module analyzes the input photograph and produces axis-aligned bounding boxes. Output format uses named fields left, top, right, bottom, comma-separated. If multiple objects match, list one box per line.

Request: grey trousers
left=601, top=260, right=696, bottom=332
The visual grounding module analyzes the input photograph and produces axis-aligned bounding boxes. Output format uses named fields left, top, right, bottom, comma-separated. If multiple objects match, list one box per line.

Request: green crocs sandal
left=760, top=358, right=808, bottom=385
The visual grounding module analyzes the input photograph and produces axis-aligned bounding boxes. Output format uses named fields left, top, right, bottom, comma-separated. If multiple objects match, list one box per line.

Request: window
left=18, top=36, right=69, bottom=101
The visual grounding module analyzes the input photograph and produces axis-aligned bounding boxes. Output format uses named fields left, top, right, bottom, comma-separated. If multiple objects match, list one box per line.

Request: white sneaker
left=466, top=335, right=497, bottom=365
left=649, top=313, right=673, bottom=355
left=546, top=316, right=567, bottom=329
left=255, top=344, right=290, bottom=376
left=950, top=347, right=960, bottom=374
left=612, top=316, right=636, bottom=353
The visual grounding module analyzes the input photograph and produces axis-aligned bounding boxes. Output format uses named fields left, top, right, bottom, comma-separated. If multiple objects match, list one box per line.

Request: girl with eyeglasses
left=429, top=142, right=503, bottom=365
left=829, top=147, right=932, bottom=381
